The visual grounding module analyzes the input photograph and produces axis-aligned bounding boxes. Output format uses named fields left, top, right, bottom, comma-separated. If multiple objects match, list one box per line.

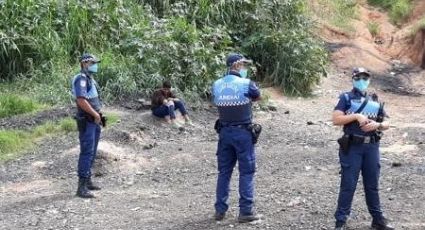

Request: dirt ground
left=1, top=64, right=425, bottom=230
left=2, top=2, right=425, bottom=229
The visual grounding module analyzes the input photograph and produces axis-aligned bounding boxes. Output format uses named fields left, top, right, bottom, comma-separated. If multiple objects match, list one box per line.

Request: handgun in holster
left=337, top=134, right=351, bottom=154
left=248, top=123, right=262, bottom=144
left=100, top=113, right=107, bottom=128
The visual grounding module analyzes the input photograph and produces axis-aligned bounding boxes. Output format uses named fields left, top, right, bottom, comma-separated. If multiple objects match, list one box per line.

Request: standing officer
left=212, top=53, right=261, bottom=223
left=71, top=53, right=103, bottom=198
left=332, top=67, right=394, bottom=230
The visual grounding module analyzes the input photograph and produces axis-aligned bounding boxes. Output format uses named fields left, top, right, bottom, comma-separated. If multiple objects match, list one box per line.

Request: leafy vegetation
left=0, top=0, right=327, bottom=104
left=367, top=0, right=412, bottom=25
left=311, top=0, right=359, bottom=34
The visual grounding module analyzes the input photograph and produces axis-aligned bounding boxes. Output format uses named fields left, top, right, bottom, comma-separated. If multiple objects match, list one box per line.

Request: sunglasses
left=352, top=75, right=370, bottom=81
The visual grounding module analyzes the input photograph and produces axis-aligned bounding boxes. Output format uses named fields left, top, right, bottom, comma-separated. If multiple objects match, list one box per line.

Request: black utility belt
left=338, top=133, right=382, bottom=154
left=350, top=134, right=380, bottom=144
left=74, top=112, right=107, bottom=128
left=223, top=124, right=251, bottom=129
left=214, top=120, right=262, bottom=144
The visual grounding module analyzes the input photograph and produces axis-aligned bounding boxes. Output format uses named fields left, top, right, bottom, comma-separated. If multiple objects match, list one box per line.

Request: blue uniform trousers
left=77, top=121, right=101, bottom=179
left=335, top=142, right=383, bottom=222
left=152, top=100, right=188, bottom=119
left=215, top=127, right=256, bottom=215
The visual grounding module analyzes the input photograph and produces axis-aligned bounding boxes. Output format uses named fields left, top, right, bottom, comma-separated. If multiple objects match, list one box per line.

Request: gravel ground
left=1, top=71, right=425, bottom=230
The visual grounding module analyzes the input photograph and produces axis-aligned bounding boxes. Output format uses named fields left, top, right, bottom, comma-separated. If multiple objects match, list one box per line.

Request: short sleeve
left=74, top=76, right=89, bottom=98
left=334, top=94, right=349, bottom=112
left=247, top=81, right=260, bottom=99
left=379, top=103, right=388, bottom=118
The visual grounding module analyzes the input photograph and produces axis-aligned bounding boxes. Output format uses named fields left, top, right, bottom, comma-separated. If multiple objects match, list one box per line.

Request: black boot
left=214, top=212, right=225, bottom=221
left=76, top=178, right=95, bottom=198
left=87, top=177, right=101, bottom=190
left=335, top=221, right=346, bottom=230
left=238, top=212, right=261, bottom=223
left=372, top=217, right=395, bottom=230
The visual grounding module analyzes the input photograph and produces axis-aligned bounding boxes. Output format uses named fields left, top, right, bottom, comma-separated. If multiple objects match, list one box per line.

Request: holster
left=75, top=112, right=107, bottom=130
left=100, top=113, right=107, bottom=128
left=337, top=134, right=351, bottom=154
left=214, top=119, right=221, bottom=134
left=248, top=123, right=262, bottom=144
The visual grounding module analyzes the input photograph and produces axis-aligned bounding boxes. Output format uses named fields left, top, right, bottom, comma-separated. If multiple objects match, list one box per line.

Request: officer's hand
left=94, top=113, right=101, bottom=125
left=356, top=114, right=369, bottom=126
left=361, top=121, right=379, bottom=132
left=172, top=98, right=180, bottom=102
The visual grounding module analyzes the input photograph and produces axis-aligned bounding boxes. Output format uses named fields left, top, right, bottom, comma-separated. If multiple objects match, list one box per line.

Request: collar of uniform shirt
left=81, top=69, right=93, bottom=78
left=227, top=70, right=242, bottom=78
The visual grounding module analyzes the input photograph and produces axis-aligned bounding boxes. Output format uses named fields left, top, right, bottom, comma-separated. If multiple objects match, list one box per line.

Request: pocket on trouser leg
left=239, top=155, right=256, bottom=175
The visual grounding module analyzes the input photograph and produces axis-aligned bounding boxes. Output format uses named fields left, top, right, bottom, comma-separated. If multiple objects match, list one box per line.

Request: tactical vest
left=343, top=93, right=380, bottom=120
left=213, top=74, right=252, bottom=124
left=71, top=73, right=102, bottom=114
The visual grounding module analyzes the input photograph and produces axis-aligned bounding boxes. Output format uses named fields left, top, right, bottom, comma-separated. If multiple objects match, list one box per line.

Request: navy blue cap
left=79, top=53, right=100, bottom=63
left=226, top=53, right=252, bottom=67
left=352, top=67, right=370, bottom=77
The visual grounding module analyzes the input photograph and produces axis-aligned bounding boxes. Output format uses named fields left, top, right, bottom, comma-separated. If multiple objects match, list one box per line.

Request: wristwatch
left=377, top=122, right=383, bottom=130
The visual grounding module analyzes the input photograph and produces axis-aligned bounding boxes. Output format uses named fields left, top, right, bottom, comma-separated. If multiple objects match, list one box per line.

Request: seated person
left=151, top=81, right=192, bottom=128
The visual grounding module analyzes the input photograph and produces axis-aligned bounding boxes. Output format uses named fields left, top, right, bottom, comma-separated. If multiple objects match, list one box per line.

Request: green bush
left=1, top=0, right=328, bottom=102
left=367, top=0, right=412, bottom=25
left=0, top=94, right=42, bottom=118
left=389, top=0, right=412, bottom=25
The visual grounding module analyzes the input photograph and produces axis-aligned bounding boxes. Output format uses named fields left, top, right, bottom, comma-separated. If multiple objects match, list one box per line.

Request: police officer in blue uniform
left=332, top=67, right=394, bottom=230
left=71, top=53, right=103, bottom=198
left=212, top=53, right=261, bottom=223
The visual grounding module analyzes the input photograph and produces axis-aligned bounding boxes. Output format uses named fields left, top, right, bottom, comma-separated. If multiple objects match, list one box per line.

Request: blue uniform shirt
left=212, top=71, right=260, bottom=125
left=71, top=72, right=102, bottom=116
left=334, top=88, right=386, bottom=136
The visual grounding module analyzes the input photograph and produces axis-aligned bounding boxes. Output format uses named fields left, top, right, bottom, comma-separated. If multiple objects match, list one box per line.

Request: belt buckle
left=364, top=136, right=371, bottom=143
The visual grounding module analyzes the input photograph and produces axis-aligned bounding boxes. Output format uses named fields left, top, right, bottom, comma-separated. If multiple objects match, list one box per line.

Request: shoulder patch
left=80, top=79, right=87, bottom=88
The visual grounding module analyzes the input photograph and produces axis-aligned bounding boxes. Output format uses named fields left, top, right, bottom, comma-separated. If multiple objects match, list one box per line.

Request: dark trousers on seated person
left=152, top=100, right=188, bottom=119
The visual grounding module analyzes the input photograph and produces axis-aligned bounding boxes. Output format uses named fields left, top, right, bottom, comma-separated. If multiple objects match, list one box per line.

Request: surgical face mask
left=88, top=63, right=98, bottom=73
left=353, top=79, right=370, bottom=91
left=239, top=68, right=248, bottom=78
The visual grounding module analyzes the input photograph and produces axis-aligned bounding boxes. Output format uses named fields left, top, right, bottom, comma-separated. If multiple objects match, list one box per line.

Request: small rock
left=391, top=162, right=402, bottom=167
left=32, top=161, right=47, bottom=169
left=284, top=110, right=290, bottom=114
left=143, top=144, right=155, bottom=150
left=267, top=104, right=278, bottom=111
left=131, top=207, right=141, bottom=211
left=306, top=121, right=315, bottom=125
